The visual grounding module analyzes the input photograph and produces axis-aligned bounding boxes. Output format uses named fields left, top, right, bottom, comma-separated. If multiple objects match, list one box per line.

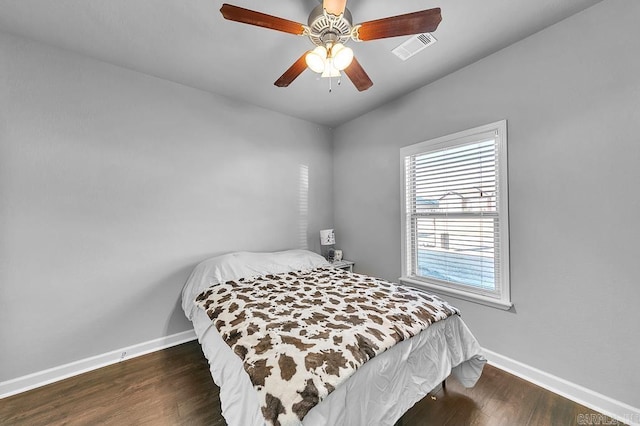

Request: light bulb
left=331, top=43, right=353, bottom=71
left=305, top=46, right=327, bottom=74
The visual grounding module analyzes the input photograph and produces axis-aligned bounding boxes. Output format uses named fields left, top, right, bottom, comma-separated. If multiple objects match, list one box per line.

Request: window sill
left=399, top=276, right=513, bottom=311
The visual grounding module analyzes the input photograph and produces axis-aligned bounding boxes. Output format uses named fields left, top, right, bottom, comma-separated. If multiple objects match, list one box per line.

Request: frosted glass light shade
left=331, top=43, right=353, bottom=71
left=321, top=64, right=341, bottom=78
left=306, top=46, right=328, bottom=73
left=323, top=0, right=347, bottom=15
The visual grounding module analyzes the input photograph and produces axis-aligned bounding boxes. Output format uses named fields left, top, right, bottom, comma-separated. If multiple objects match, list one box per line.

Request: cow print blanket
left=195, top=267, right=459, bottom=426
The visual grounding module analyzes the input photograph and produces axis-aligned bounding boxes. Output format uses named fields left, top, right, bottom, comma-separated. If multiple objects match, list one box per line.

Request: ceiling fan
left=220, top=0, right=442, bottom=91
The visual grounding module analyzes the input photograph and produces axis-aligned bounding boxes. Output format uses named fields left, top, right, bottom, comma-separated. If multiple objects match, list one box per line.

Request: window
left=400, top=121, right=511, bottom=310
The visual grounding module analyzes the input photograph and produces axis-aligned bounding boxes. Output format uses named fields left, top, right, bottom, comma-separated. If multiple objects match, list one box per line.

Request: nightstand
left=330, top=260, right=354, bottom=272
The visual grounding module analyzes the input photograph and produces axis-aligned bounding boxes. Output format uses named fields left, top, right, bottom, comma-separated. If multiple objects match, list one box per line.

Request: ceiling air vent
left=392, top=33, right=437, bottom=61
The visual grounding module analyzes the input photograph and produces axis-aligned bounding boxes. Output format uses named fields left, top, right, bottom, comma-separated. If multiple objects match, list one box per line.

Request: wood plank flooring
left=0, top=340, right=617, bottom=425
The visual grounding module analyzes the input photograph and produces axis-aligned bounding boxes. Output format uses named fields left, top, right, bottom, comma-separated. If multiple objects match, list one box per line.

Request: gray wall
left=333, top=0, right=639, bottom=408
left=0, top=33, right=333, bottom=380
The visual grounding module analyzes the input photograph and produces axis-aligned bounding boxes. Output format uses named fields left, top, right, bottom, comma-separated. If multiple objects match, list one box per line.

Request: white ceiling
left=0, top=0, right=603, bottom=127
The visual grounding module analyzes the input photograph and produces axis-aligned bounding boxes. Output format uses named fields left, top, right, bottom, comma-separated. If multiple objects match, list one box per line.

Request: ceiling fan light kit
left=219, top=1, right=442, bottom=92
left=306, top=42, right=354, bottom=76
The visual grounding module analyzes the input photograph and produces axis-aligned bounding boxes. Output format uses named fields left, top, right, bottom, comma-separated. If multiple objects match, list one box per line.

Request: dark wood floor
left=0, top=340, right=615, bottom=425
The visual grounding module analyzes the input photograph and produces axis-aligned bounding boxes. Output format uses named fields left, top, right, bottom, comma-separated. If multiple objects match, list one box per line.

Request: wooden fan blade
left=220, top=4, right=305, bottom=36
left=355, top=8, right=442, bottom=41
left=344, top=57, right=373, bottom=92
left=275, top=53, right=309, bottom=87
left=323, top=0, right=347, bottom=16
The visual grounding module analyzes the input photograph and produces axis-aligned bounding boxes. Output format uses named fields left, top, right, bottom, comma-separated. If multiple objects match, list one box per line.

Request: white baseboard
left=0, top=329, right=197, bottom=399
left=483, top=347, right=640, bottom=426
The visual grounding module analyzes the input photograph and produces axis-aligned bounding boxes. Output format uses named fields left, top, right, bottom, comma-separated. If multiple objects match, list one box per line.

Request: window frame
left=400, top=120, right=512, bottom=310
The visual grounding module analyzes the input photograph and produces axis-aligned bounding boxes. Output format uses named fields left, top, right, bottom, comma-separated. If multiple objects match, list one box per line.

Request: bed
left=182, top=249, right=486, bottom=426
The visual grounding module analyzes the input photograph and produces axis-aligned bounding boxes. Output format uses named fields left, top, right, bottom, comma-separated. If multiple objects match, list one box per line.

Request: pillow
left=181, top=249, right=329, bottom=320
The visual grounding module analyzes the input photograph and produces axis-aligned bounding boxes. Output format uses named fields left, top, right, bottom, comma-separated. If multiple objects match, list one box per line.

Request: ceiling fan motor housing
left=307, top=4, right=353, bottom=47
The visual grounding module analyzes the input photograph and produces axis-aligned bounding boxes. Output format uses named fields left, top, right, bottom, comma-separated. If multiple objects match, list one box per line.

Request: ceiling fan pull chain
left=328, top=75, right=342, bottom=93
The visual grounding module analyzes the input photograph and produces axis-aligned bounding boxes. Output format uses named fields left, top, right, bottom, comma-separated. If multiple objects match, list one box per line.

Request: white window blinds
left=400, top=121, right=511, bottom=309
